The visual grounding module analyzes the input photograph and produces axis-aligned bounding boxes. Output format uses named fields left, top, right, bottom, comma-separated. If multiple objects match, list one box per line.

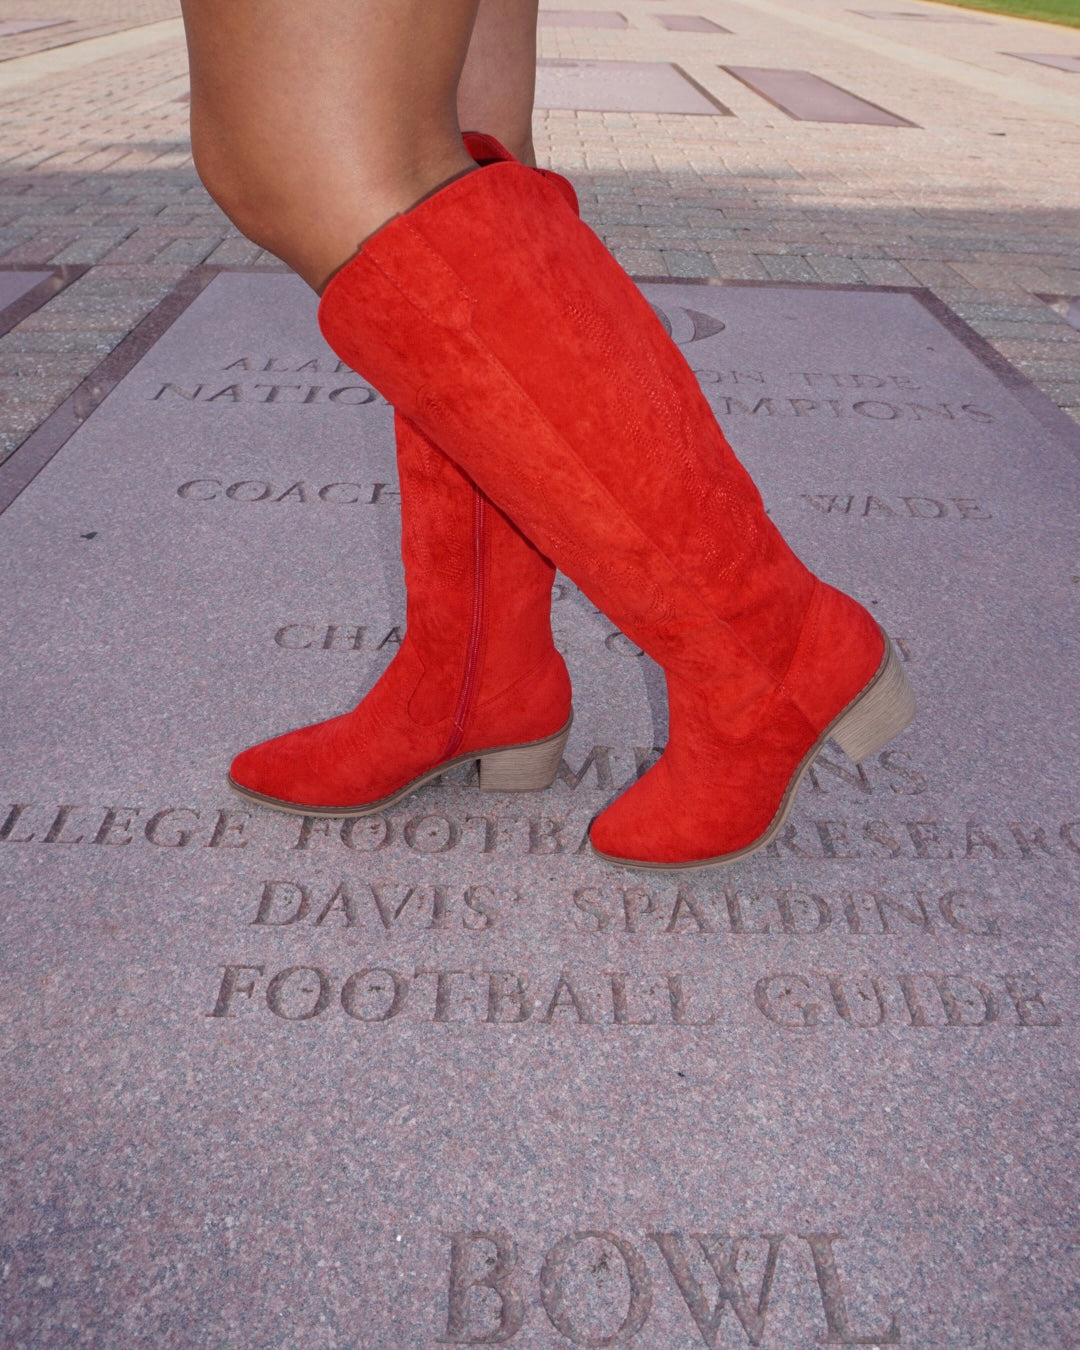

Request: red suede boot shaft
left=229, top=415, right=569, bottom=810
left=320, top=165, right=815, bottom=703
left=229, top=143, right=575, bottom=813
left=396, top=412, right=565, bottom=744
left=316, top=162, right=889, bottom=862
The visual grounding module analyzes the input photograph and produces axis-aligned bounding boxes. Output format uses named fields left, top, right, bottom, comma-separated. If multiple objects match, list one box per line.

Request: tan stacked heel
left=478, top=715, right=573, bottom=791
left=830, top=636, right=916, bottom=763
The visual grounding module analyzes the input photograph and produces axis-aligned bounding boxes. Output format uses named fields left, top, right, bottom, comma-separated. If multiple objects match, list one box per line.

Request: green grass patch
left=929, top=0, right=1080, bottom=29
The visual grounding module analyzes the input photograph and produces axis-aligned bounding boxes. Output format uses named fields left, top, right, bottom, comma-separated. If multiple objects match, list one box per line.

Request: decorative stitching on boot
left=359, top=221, right=474, bottom=332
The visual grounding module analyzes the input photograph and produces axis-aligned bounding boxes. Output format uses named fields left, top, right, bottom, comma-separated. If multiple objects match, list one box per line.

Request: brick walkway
left=1, top=0, right=1078, bottom=461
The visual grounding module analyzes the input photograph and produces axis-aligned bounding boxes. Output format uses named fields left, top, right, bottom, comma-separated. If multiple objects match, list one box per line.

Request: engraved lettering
left=573, top=887, right=611, bottom=933
left=439, top=1230, right=525, bottom=1344
left=528, top=818, right=565, bottom=855
left=608, top=973, right=660, bottom=1026
left=207, top=964, right=264, bottom=1018
left=464, top=886, right=498, bottom=931
left=903, top=820, right=953, bottom=860
left=265, top=965, right=331, bottom=1020
left=814, top=818, right=861, bottom=858
left=486, top=972, right=533, bottom=1024
left=667, top=974, right=717, bottom=1027
left=938, top=889, right=999, bottom=936
left=666, top=888, right=714, bottom=934
left=253, top=881, right=310, bottom=926
left=1002, top=975, right=1061, bottom=1027
left=801, top=1232, right=900, bottom=1344
left=144, top=807, right=200, bottom=847
left=91, top=807, right=140, bottom=846
left=0, top=803, right=35, bottom=843
left=932, top=975, right=999, bottom=1026
left=828, top=975, right=887, bottom=1028
left=650, top=1231, right=783, bottom=1347
left=43, top=805, right=85, bottom=845
left=1008, top=822, right=1057, bottom=859
left=177, top=478, right=220, bottom=499
left=622, top=887, right=661, bottom=933
left=340, top=815, right=392, bottom=851
left=542, top=972, right=595, bottom=1025
left=724, top=889, right=771, bottom=935
left=340, top=968, right=408, bottom=1022
left=372, top=885, right=424, bottom=929
left=755, top=974, right=821, bottom=1028
left=558, top=745, right=615, bottom=791
left=539, top=1231, right=652, bottom=1345
left=404, top=815, right=459, bottom=854
left=206, top=809, right=250, bottom=849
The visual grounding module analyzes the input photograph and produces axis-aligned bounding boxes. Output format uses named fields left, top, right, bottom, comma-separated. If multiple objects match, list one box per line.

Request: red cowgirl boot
left=228, top=139, right=575, bottom=815
left=229, top=412, right=572, bottom=812
left=317, top=157, right=916, bottom=867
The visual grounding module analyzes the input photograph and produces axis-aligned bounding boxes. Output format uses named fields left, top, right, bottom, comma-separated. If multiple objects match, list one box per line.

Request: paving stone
left=969, top=318, right=1080, bottom=345
left=722, top=67, right=916, bottom=127
left=759, top=253, right=819, bottom=282
left=1004, top=53, right=1080, bottom=73
left=0, top=267, right=53, bottom=313
left=0, top=328, right=119, bottom=356
left=205, top=236, right=274, bottom=267
left=660, top=248, right=717, bottom=277
left=1, top=272, right=1079, bottom=1344
left=806, top=255, right=869, bottom=284
left=539, top=9, right=630, bottom=28
left=0, top=19, right=69, bottom=38
left=49, top=230, right=138, bottom=264
left=707, top=251, right=771, bottom=279
left=536, top=60, right=729, bottom=114
left=0, top=230, right=81, bottom=264
left=855, top=258, right=920, bottom=286
left=849, top=9, right=993, bottom=22
left=612, top=244, right=668, bottom=274
left=656, top=15, right=732, bottom=33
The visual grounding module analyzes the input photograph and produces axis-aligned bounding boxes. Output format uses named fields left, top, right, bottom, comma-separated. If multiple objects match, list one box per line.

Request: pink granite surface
left=0, top=273, right=1076, bottom=1346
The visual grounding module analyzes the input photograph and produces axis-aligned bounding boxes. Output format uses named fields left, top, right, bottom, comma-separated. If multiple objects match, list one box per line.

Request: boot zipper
left=443, top=491, right=487, bottom=759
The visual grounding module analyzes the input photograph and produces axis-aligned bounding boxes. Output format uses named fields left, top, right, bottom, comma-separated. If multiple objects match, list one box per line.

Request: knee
left=189, top=121, right=280, bottom=250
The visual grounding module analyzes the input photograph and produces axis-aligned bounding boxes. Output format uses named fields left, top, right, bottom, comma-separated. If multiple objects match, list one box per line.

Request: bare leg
left=180, top=0, right=483, bottom=290
left=457, top=0, right=540, bottom=166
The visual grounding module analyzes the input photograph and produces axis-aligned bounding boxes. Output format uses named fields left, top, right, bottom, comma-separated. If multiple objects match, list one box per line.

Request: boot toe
left=229, top=726, right=321, bottom=808
left=228, top=716, right=361, bottom=809
left=588, top=762, right=735, bottom=867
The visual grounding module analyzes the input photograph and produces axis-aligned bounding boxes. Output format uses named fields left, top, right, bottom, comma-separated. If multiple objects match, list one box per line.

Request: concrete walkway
left=1, top=0, right=1078, bottom=460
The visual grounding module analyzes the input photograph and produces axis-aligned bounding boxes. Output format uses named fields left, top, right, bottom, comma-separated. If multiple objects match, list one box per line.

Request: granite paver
left=2, top=267, right=1079, bottom=1346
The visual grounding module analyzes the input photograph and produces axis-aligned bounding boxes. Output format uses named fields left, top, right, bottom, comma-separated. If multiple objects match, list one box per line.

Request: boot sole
left=591, top=633, right=916, bottom=871
left=227, top=713, right=573, bottom=817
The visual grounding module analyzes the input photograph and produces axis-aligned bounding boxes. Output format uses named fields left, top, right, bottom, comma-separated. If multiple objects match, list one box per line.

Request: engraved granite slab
left=539, top=9, right=630, bottom=27
left=0, top=18, right=67, bottom=38
left=1004, top=52, right=1080, bottom=73
left=0, top=268, right=54, bottom=317
left=722, top=66, right=916, bottom=125
left=0, top=265, right=86, bottom=343
left=849, top=9, right=993, bottom=22
left=536, top=58, right=730, bottom=113
left=0, top=270, right=1077, bottom=1347
left=656, top=14, right=733, bottom=33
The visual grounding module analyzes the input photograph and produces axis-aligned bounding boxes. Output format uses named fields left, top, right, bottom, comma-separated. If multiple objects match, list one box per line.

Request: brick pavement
left=0, top=0, right=1078, bottom=463
left=0, top=0, right=177, bottom=61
